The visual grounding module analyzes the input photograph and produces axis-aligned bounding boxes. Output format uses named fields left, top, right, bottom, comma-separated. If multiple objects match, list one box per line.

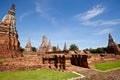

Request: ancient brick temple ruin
left=37, top=36, right=89, bottom=70
left=23, top=38, right=33, bottom=54
left=87, top=34, right=120, bottom=65
left=0, top=4, right=120, bottom=72
left=0, top=4, right=22, bottom=58
left=38, top=36, right=53, bottom=54
left=107, top=33, right=120, bottom=55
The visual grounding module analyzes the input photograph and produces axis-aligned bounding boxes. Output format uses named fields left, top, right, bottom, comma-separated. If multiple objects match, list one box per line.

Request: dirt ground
left=71, top=66, right=120, bottom=80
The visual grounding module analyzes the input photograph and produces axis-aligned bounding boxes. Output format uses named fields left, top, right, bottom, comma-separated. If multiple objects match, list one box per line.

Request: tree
left=96, top=48, right=105, bottom=53
left=69, top=44, right=79, bottom=50
left=20, top=47, right=24, bottom=52
left=32, top=47, right=37, bottom=52
left=84, top=47, right=107, bottom=54
left=52, top=46, right=56, bottom=51
left=84, top=48, right=89, bottom=51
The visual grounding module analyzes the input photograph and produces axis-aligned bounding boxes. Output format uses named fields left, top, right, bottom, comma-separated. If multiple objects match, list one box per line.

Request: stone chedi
left=0, top=4, right=22, bottom=58
left=107, top=33, right=120, bottom=55
left=63, top=42, right=67, bottom=51
left=38, top=36, right=52, bottom=53
left=24, top=38, right=33, bottom=53
left=47, top=40, right=53, bottom=52
left=55, top=45, right=60, bottom=51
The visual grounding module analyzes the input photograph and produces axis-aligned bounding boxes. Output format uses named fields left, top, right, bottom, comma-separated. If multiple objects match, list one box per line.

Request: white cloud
left=95, top=28, right=112, bottom=35
left=74, top=4, right=120, bottom=26
left=35, top=2, right=57, bottom=25
left=100, top=19, right=120, bottom=25
left=75, top=4, right=105, bottom=21
left=35, top=2, right=43, bottom=14
left=82, top=19, right=120, bottom=26
left=19, top=12, right=34, bottom=22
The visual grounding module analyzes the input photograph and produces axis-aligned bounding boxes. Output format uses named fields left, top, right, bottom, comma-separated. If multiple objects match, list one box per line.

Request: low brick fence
left=0, top=56, right=43, bottom=71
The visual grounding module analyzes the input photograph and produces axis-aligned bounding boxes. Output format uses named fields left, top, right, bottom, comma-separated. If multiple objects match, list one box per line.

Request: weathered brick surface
left=0, top=52, right=120, bottom=72
left=0, top=54, right=71, bottom=72
left=0, top=4, right=22, bottom=58
left=107, top=34, right=120, bottom=55
left=88, top=54, right=120, bottom=68
left=0, top=56, right=43, bottom=71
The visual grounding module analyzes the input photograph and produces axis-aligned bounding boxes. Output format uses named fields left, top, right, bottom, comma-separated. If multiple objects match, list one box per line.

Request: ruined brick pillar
left=65, top=55, right=71, bottom=71
left=82, top=55, right=89, bottom=68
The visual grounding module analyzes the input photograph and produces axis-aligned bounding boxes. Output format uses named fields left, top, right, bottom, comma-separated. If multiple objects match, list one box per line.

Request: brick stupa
left=0, top=4, right=22, bottom=58
left=107, top=33, right=120, bottom=55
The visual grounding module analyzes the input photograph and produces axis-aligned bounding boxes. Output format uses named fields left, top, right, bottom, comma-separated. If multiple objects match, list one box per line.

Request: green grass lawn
left=94, top=60, right=120, bottom=71
left=0, top=70, right=79, bottom=80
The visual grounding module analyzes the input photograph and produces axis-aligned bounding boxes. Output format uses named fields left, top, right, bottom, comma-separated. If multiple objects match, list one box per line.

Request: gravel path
left=71, top=66, right=120, bottom=80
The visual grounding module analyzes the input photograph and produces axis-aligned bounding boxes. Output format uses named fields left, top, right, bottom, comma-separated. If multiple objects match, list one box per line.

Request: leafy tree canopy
left=20, top=47, right=24, bottom=52
left=52, top=46, right=56, bottom=51
left=84, top=47, right=107, bottom=54
left=32, top=47, right=37, bottom=52
left=118, top=44, right=120, bottom=47
left=69, top=44, right=79, bottom=50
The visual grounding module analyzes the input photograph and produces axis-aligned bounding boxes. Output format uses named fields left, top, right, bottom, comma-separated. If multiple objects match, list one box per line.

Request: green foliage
left=0, top=70, right=79, bottom=80
left=32, top=47, right=37, bottom=52
left=69, top=44, right=79, bottom=50
left=52, top=46, right=56, bottom=51
left=118, top=44, right=120, bottom=47
left=20, top=47, right=24, bottom=52
left=94, top=60, right=120, bottom=71
left=84, top=47, right=107, bottom=54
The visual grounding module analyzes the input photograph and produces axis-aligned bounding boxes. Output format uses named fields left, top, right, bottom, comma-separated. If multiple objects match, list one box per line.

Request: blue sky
left=0, top=0, right=120, bottom=50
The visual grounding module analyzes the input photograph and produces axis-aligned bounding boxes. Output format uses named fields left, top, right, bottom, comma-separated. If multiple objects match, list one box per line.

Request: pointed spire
left=47, top=40, right=52, bottom=52
left=63, top=42, right=67, bottom=51
left=10, top=4, right=15, bottom=11
left=24, top=38, right=32, bottom=52
left=107, top=33, right=120, bottom=54
left=108, top=33, right=116, bottom=47
left=57, top=45, right=59, bottom=48
left=56, top=45, right=60, bottom=51
left=26, top=38, right=32, bottom=47
left=48, top=40, right=51, bottom=47
left=28, top=38, right=31, bottom=45
left=8, top=4, right=15, bottom=15
left=40, top=36, right=48, bottom=48
left=109, top=33, right=113, bottom=39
